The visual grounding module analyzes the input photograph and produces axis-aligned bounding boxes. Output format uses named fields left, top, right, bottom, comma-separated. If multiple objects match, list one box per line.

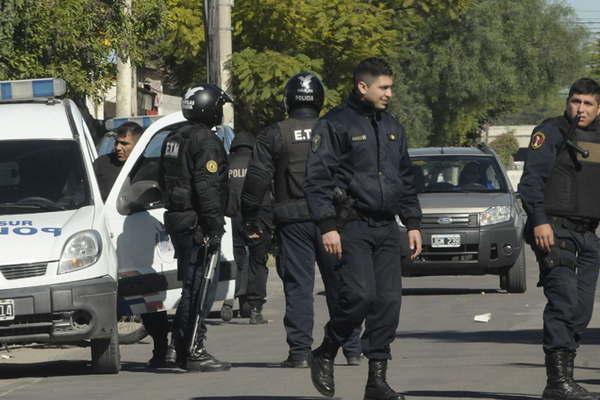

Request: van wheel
left=91, top=327, right=121, bottom=374
left=501, top=247, right=527, bottom=294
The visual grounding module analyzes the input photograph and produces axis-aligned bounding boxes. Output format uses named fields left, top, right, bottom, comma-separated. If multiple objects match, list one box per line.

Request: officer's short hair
left=568, top=78, right=600, bottom=103
left=353, top=57, right=394, bottom=87
left=115, top=122, right=143, bottom=140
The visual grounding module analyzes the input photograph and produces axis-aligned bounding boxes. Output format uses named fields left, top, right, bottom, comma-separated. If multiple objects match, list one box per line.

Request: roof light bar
left=105, top=115, right=162, bottom=131
left=0, top=78, right=66, bottom=102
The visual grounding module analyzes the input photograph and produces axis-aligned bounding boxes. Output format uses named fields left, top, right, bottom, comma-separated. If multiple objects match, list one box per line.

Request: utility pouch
left=537, top=235, right=578, bottom=286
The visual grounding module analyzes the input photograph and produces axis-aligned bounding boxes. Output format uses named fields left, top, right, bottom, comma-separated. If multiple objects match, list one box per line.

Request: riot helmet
left=283, top=72, right=324, bottom=113
left=181, top=84, right=233, bottom=127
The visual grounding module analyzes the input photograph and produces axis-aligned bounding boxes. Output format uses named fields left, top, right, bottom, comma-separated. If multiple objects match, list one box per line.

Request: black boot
left=309, top=338, right=339, bottom=398
left=184, top=340, right=231, bottom=372
left=363, top=359, right=405, bottom=400
left=249, top=306, right=267, bottom=325
left=542, top=351, right=598, bottom=400
left=147, top=335, right=174, bottom=368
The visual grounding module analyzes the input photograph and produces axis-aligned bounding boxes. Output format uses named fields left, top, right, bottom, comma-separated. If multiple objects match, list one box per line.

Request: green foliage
left=489, top=132, right=519, bottom=168
left=231, top=0, right=397, bottom=131
left=400, top=0, right=587, bottom=146
left=0, top=0, right=123, bottom=101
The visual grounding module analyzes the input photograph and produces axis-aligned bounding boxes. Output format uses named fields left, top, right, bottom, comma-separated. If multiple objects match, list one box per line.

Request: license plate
left=431, top=234, right=461, bottom=248
left=0, top=299, right=15, bottom=321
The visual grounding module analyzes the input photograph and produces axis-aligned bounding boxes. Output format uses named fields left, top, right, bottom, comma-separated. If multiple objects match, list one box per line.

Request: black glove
left=205, top=233, right=221, bottom=254
left=242, top=220, right=264, bottom=241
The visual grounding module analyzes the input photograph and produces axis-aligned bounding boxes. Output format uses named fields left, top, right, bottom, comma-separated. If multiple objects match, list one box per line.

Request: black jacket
left=92, top=153, right=123, bottom=201
left=304, top=92, right=422, bottom=233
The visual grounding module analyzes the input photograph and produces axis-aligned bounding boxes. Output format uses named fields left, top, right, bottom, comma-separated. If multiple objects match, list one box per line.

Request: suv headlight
left=58, top=230, right=102, bottom=274
left=480, top=206, right=512, bottom=226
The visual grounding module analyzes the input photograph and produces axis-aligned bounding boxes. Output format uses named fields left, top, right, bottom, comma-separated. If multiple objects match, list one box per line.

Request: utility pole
left=116, top=0, right=134, bottom=117
left=204, top=0, right=234, bottom=126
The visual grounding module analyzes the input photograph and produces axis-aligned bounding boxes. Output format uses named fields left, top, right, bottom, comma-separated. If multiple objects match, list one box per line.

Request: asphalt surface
left=1, top=246, right=600, bottom=400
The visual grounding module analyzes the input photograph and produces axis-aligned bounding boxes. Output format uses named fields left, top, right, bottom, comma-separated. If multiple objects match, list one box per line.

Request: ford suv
left=403, top=145, right=527, bottom=293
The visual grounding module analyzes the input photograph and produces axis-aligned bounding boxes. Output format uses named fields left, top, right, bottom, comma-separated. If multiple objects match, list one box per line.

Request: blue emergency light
left=0, top=78, right=66, bottom=102
left=104, top=115, right=162, bottom=131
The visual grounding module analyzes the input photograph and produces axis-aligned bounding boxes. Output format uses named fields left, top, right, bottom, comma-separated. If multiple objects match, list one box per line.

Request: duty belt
left=549, top=216, right=599, bottom=233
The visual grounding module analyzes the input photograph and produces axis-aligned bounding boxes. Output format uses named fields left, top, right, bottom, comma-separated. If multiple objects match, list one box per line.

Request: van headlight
left=480, top=206, right=512, bottom=226
left=58, top=230, right=102, bottom=274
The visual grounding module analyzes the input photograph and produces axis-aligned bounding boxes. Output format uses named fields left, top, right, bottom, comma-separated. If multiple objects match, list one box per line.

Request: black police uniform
left=159, top=122, right=228, bottom=369
left=225, top=131, right=273, bottom=319
left=305, top=90, right=421, bottom=361
left=519, top=113, right=600, bottom=399
left=241, top=106, right=362, bottom=365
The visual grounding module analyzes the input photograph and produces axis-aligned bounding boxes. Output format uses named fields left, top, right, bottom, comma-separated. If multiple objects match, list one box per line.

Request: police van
left=0, top=78, right=120, bottom=373
left=0, top=79, right=237, bottom=372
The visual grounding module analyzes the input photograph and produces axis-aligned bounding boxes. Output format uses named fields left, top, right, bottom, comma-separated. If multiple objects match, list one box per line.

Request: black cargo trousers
left=532, top=220, right=600, bottom=353
left=277, top=221, right=362, bottom=361
left=324, top=218, right=403, bottom=360
left=170, top=229, right=220, bottom=350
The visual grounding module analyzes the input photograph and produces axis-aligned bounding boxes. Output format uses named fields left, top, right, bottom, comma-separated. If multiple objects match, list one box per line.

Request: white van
left=0, top=78, right=120, bottom=373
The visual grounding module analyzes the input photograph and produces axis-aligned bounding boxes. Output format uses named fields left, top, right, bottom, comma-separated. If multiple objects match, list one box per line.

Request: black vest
left=160, top=128, right=194, bottom=212
left=272, top=117, right=316, bottom=223
left=544, top=117, right=600, bottom=220
left=225, top=147, right=250, bottom=218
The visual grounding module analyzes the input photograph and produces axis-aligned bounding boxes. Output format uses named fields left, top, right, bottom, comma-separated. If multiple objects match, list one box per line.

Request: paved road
left=2, top=247, right=600, bottom=400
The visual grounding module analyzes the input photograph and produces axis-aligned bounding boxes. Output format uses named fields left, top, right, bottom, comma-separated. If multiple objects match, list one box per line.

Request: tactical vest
left=160, top=128, right=194, bottom=212
left=225, top=148, right=250, bottom=218
left=272, top=118, right=315, bottom=223
left=544, top=117, right=600, bottom=220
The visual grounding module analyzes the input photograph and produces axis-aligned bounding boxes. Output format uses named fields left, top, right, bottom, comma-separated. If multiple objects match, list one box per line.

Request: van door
left=103, top=123, right=184, bottom=315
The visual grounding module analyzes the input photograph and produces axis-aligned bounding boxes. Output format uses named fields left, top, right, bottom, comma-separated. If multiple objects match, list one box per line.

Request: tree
left=489, top=132, right=519, bottom=168
left=0, top=0, right=124, bottom=101
left=397, top=0, right=587, bottom=146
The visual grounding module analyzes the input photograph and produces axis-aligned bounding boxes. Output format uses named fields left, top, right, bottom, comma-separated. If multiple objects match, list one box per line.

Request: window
left=410, top=155, right=508, bottom=193
left=0, top=140, right=91, bottom=214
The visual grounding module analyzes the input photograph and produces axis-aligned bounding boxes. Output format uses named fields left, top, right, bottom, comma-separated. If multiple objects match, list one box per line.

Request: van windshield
left=0, top=140, right=91, bottom=214
left=410, top=155, right=509, bottom=193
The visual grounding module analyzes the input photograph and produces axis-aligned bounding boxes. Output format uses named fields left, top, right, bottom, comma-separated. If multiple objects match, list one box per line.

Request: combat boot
left=309, top=338, right=339, bottom=398
left=183, top=339, right=231, bottom=372
left=363, top=359, right=405, bottom=400
left=249, top=306, right=267, bottom=325
left=542, top=351, right=598, bottom=400
left=147, top=335, right=174, bottom=368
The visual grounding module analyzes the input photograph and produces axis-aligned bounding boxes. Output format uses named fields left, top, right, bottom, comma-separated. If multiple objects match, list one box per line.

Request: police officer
left=225, top=131, right=273, bottom=324
left=304, top=58, right=422, bottom=400
left=241, top=72, right=362, bottom=368
left=159, top=84, right=231, bottom=372
left=519, top=78, right=600, bottom=400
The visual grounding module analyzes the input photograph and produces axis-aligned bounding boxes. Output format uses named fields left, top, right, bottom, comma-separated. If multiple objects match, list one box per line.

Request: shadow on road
left=121, top=361, right=186, bottom=374
left=0, top=360, right=95, bottom=378
left=230, top=362, right=288, bottom=369
left=397, top=328, right=600, bottom=345
left=404, top=390, right=537, bottom=399
left=192, top=397, right=334, bottom=400
left=402, top=288, right=502, bottom=296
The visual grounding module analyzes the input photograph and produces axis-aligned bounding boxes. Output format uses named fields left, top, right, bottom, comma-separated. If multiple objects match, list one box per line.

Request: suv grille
left=421, top=213, right=478, bottom=228
left=0, top=263, right=47, bottom=280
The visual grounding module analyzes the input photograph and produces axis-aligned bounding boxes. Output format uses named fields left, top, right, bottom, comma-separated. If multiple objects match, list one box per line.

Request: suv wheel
left=501, top=246, right=527, bottom=293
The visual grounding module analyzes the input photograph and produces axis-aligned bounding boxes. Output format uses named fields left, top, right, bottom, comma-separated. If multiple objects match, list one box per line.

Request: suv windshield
left=410, top=155, right=508, bottom=193
left=0, top=140, right=91, bottom=214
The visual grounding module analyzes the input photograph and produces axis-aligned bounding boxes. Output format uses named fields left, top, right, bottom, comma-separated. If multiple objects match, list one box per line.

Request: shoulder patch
left=205, top=160, right=218, bottom=173
left=530, top=132, right=545, bottom=150
left=311, top=134, right=321, bottom=152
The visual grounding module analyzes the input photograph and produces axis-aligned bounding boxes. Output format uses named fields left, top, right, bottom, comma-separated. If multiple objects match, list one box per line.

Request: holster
left=333, top=187, right=358, bottom=229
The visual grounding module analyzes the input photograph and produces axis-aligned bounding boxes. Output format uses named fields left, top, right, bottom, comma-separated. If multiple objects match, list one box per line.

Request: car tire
left=502, top=246, right=527, bottom=294
left=117, top=315, right=148, bottom=344
left=91, top=327, right=121, bottom=374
